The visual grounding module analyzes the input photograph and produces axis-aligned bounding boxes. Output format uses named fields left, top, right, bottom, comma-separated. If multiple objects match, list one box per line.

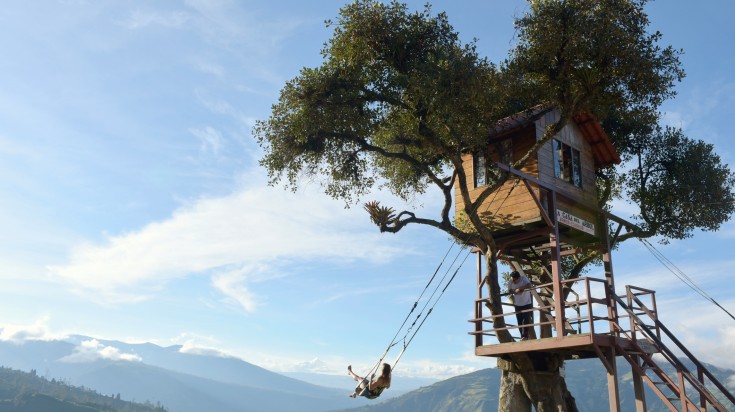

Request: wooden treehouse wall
left=455, top=109, right=602, bottom=239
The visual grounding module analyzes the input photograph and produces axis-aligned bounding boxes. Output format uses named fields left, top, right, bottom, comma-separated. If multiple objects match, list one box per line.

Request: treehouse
left=456, top=105, right=620, bottom=250
left=456, top=106, right=735, bottom=411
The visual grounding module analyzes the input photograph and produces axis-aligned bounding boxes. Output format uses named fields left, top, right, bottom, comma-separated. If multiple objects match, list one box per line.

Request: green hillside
left=0, top=367, right=166, bottom=412
left=338, top=358, right=735, bottom=412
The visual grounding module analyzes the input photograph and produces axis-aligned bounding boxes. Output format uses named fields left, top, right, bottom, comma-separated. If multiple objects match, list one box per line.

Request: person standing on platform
left=508, top=271, right=534, bottom=340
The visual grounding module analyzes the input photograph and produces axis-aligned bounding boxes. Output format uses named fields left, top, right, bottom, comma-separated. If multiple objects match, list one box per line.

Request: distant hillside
left=337, top=358, right=735, bottom=412
left=0, top=338, right=367, bottom=412
left=2, top=337, right=732, bottom=412
left=0, top=366, right=166, bottom=412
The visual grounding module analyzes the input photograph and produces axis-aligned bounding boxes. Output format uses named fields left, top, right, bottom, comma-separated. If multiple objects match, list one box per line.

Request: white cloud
left=396, top=359, right=480, bottom=380
left=178, top=342, right=231, bottom=358
left=60, top=339, right=141, bottom=363
left=291, top=357, right=332, bottom=373
left=48, top=176, right=408, bottom=309
left=211, top=264, right=266, bottom=312
left=637, top=293, right=735, bottom=370
left=0, top=318, right=60, bottom=343
left=189, top=126, right=225, bottom=156
left=165, top=332, right=231, bottom=358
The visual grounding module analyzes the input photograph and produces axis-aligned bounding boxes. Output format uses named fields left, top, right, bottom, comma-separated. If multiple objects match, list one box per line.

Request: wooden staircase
left=610, top=287, right=735, bottom=412
left=469, top=268, right=734, bottom=411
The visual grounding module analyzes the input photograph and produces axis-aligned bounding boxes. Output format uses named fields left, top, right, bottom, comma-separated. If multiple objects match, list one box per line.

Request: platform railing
left=470, top=276, right=623, bottom=345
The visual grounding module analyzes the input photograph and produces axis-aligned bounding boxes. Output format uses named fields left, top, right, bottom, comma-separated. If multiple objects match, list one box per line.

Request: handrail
left=613, top=292, right=734, bottom=410
left=471, top=276, right=617, bottom=342
left=627, top=294, right=735, bottom=407
left=608, top=323, right=685, bottom=411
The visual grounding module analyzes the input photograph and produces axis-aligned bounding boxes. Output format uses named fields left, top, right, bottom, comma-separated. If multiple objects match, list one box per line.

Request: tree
left=254, top=1, right=734, bottom=410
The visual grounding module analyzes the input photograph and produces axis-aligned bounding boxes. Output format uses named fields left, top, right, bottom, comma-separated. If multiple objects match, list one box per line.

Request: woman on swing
left=347, top=363, right=391, bottom=399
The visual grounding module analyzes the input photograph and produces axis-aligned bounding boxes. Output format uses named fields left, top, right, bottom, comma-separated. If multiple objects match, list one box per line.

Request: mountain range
left=0, top=336, right=366, bottom=412
left=0, top=336, right=733, bottom=411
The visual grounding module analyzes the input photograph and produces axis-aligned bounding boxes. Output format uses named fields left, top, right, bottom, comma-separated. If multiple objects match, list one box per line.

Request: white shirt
left=508, top=275, right=532, bottom=306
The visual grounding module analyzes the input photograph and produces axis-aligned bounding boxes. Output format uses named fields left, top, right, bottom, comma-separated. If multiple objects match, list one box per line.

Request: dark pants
left=514, top=304, right=533, bottom=338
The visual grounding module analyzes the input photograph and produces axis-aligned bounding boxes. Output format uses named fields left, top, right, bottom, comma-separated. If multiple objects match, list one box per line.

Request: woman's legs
left=347, top=365, right=369, bottom=398
left=347, top=365, right=365, bottom=382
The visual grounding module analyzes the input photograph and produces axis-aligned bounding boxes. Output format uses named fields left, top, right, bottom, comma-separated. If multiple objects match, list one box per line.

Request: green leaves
left=254, top=0, right=734, bottom=248
left=255, top=0, right=500, bottom=206
left=625, top=126, right=735, bottom=241
left=509, top=0, right=684, bottom=117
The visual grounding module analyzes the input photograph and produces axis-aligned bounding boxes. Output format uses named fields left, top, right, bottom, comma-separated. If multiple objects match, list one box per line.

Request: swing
left=349, top=249, right=470, bottom=399
left=348, top=168, right=521, bottom=399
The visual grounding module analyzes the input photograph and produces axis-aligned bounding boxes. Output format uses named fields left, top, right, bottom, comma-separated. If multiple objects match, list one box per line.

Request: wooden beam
left=631, top=355, right=647, bottom=412
left=547, top=191, right=565, bottom=336
left=523, top=180, right=553, bottom=227
left=605, top=347, right=621, bottom=412
left=601, top=216, right=619, bottom=336
left=476, top=250, right=483, bottom=348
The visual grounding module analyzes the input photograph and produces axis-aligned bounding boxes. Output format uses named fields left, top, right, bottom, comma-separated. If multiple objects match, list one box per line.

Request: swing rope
left=358, top=244, right=459, bottom=382
left=357, top=252, right=472, bottom=397
left=358, top=168, right=520, bottom=383
left=391, top=252, right=473, bottom=370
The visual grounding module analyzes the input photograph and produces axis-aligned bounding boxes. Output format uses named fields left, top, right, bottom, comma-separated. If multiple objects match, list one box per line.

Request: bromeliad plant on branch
left=254, top=1, right=734, bottom=410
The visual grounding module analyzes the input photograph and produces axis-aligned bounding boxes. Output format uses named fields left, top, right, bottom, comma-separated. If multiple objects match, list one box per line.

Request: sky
left=1, top=0, right=735, bottom=384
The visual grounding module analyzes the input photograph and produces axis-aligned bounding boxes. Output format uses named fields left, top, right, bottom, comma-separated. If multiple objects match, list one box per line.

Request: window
left=553, top=139, right=582, bottom=188
left=497, top=139, right=513, bottom=166
left=473, top=151, right=488, bottom=188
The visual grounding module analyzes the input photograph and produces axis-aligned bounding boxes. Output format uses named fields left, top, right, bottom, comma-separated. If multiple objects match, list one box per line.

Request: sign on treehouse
left=557, top=209, right=595, bottom=236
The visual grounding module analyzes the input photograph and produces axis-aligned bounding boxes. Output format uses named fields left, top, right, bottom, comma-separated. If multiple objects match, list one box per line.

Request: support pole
left=632, top=355, right=647, bottom=412
left=476, top=250, right=483, bottom=348
left=605, top=347, right=621, bottom=412
left=547, top=191, right=565, bottom=336
left=601, top=216, right=619, bottom=335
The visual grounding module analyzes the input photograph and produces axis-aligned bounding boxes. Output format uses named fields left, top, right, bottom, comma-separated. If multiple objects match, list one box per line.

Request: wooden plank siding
left=535, top=110, right=598, bottom=206
left=455, top=126, right=543, bottom=231
left=455, top=109, right=602, bottom=237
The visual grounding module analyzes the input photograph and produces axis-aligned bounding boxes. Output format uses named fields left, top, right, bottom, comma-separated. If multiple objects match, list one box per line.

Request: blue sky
left=1, top=0, right=734, bottom=383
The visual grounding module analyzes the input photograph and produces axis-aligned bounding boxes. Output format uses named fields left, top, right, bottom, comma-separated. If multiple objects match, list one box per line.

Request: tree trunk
left=497, top=355, right=578, bottom=412
left=483, top=254, right=579, bottom=411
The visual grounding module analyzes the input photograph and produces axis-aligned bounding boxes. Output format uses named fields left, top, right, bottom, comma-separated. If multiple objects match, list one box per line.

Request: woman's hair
left=380, top=363, right=391, bottom=379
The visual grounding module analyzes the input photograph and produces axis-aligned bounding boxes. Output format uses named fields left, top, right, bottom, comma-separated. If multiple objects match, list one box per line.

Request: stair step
left=635, top=339, right=659, bottom=354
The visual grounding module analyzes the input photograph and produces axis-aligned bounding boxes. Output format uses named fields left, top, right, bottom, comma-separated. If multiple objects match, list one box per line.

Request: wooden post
left=547, top=191, right=565, bottom=336
left=632, top=355, right=647, bottom=412
left=698, top=366, right=706, bottom=411
left=601, top=216, right=618, bottom=336
left=476, top=250, right=483, bottom=348
left=605, top=347, right=621, bottom=412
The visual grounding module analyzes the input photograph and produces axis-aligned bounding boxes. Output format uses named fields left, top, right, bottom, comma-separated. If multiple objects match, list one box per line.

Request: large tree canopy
left=255, top=0, right=733, bottom=247
left=256, top=1, right=503, bottom=205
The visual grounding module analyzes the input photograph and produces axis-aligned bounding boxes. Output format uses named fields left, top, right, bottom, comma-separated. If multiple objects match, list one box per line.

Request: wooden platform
left=475, top=333, right=638, bottom=360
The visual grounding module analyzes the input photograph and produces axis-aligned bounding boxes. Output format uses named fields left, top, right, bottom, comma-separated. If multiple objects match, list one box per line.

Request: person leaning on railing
left=508, top=271, right=533, bottom=341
